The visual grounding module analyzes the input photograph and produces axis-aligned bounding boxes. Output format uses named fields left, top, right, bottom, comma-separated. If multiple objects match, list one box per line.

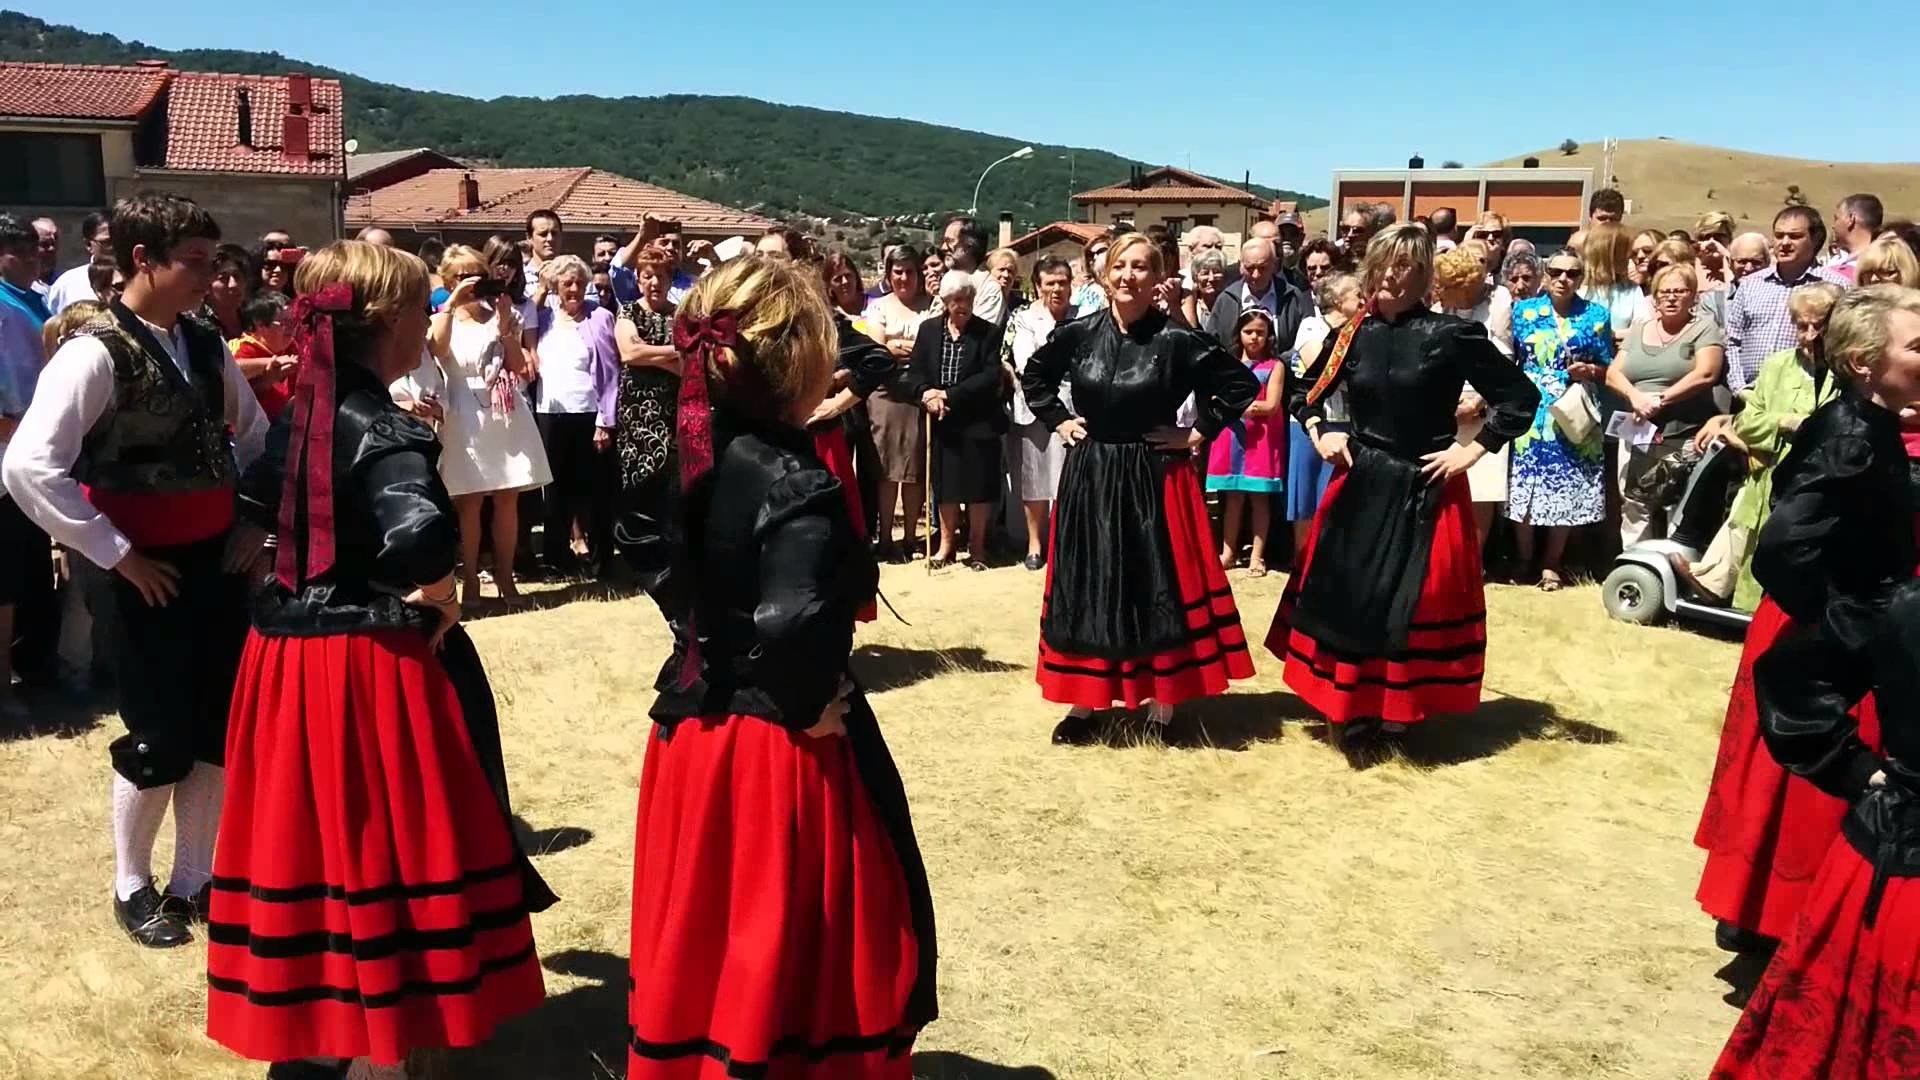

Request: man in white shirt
left=524, top=208, right=563, bottom=303
left=1, top=194, right=268, bottom=950
left=1204, top=237, right=1310, bottom=357
left=45, top=210, right=112, bottom=314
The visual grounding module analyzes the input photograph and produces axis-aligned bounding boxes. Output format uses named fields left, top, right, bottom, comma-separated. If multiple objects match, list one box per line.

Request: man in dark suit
left=1203, top=237, right=1311, bottom=357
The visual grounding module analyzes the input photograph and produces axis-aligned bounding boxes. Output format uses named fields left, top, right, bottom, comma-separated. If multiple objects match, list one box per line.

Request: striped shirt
left=1724, top=262, right=1848, bottom=392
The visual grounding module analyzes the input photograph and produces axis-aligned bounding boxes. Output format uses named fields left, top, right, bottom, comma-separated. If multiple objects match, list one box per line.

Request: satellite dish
left=345, top=138, right=359, bottom=154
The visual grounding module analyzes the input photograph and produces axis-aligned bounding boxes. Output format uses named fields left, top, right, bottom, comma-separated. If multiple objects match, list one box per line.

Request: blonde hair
left=1824, top=284, right=1920, bottom=381
left=1458, top=238, right=1491, bottom=267
left=437, top=243, right=488, bottom=282
left=1695, top=211, right=1735, bottom=239
left=678, top=253, right=835, bottom=418
left=291, top=240, right=431, bottom=364
left=1649, top=262, right=1699, bottom=295
left=1653, top=237, right=1698, bottom=268
left=984, top=247, right=1018, bottom=273
left=1857, top=234, right=1920, bottom=288
left=1580, top=223, right=1632, bottom=290
left=1788, top=281, right=1844, bottom=323
left=1102, top=232, right=1164, bottom=293
left=1433, top=246, right=1486, bottom=302
left=1359, top=223, right=1435, bottom=299
left=43, top=300, right=105, bottom=359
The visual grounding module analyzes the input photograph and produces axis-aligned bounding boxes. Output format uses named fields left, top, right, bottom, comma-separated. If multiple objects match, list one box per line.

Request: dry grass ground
left=0, top=564, right=1758, bottom=1079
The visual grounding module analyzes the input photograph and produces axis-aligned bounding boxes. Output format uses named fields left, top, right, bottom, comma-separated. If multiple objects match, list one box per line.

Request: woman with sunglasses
left=1506, top=248, right=1615, bottom=591
left=1268, top=225, right=1537, bottom=765
left=1071, top=235, right=1112, bottom=313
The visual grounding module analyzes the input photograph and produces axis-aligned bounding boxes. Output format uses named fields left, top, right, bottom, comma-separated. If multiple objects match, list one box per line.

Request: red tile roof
left=1074, top=165, right=1260, bottom=206
left=162, top=71, right=344, bottom=177
left=1007, top=221, right=1109, bottom=253
left=0, top=62, right=343, bottom=177
left=0, top=61, right=171, bottom=121
left=345, top=168, right=774, bottom=235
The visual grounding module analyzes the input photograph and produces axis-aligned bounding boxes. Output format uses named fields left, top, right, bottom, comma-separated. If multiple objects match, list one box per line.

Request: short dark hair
left=945, top=213, right=977, bottom=234
left=111, top=193, right=220, bottom=276
left=951, top=229, right=987, bottom=266
left=1840, top=193, right=1885, bottom=234
left=884, top=243, right=923, bottom=277
left=213, top=242, right=252, bottom=281
left=80, top=211, right=110, bottom=243
left=525, top=209, right=563, bottom=236
left=0, top=212, right=33, bottom=254
left=1776, top=205, right=1829, bottom=250
left=415, top=236, right=446, bottom=268
left=241, top=290, right=289, bottom=330
left=1589, top=188, right=1626, bottom=217
left=592, top=233, right=620, bottom=248
left=1032, top=255, right=1073, bottom=288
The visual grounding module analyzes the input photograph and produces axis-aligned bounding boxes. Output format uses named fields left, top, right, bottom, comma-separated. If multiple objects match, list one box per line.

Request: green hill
left=0, top=10, right=1323, bottom=232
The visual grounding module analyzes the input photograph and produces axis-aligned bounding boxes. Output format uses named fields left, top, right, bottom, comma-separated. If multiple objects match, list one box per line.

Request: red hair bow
left=669, top=310, right=740, bottom=688
left=273, top=281, right=355, bottom=590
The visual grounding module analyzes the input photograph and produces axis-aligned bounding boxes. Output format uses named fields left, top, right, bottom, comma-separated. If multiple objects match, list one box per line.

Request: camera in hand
left=469, top=276, right=507, bottom=300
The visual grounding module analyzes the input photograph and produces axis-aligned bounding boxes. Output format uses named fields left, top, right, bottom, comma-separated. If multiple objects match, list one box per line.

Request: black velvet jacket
left=650, top=412, right=878, bottom=730
left=836, top=312, right=897, bottom=400
left=238, top=362, right=458, bottom=636
left=903, top=314, right=1009, bottom=440
left=1020, top=308, right=1258, bottom=442
left=1753, top=393, right=1920, bottom=920
left=1288, top=306, right=1536, bottom=461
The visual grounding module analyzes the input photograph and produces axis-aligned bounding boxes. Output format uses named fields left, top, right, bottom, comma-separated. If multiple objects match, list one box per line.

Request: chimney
left=236, top=88, right=253, bottom=148
left=287, top=72, right=312, bottom=111
left=283, top=111, right=310, bottom=159
left=998, top=211, right=1013, bottom=249
left=458, top=172, right=480, bottom=212
left=1409, top=154, right=1426, bottom=170
left=1523, top=156, right=1540, bottom=169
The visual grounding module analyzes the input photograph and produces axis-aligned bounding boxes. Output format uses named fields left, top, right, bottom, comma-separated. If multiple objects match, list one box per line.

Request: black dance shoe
left=161, top=883, right=212, bottom=924
left=1023, top=554, right=1046, bottom=572
left=1051, top=712, right=1100, bottom=746
left=266, top=1061, right=350, bottom=1080
left=114, top=884, right=192, bottom=948
left=1715, top=920, right=1777, bottom=954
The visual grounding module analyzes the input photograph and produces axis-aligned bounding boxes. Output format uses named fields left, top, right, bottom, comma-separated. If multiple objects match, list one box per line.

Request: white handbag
left=1547, top=382, right=1601, bottom=446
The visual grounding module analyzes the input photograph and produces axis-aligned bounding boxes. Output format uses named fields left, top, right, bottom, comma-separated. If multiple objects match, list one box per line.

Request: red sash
left=1305, top=310, right=1368, bottom=408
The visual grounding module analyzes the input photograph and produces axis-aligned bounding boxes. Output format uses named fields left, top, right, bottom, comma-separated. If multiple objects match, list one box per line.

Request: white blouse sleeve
left=0, top=337, right=132, bottom=570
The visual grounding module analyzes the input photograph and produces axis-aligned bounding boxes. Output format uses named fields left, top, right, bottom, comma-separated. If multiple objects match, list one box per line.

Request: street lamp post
left=970, top=145, right=1034, bottom=217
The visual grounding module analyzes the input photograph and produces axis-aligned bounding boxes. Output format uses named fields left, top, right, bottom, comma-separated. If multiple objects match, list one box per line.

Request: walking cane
left=924, top=408, right=936, bottom=573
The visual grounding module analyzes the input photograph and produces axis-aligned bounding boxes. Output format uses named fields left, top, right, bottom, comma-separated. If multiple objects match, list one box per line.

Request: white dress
left=412, top=305, right=552, bottom=497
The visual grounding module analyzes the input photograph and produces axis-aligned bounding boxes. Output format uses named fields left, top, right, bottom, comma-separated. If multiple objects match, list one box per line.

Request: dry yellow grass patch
left=0, top=566, right=1753, bottom=1079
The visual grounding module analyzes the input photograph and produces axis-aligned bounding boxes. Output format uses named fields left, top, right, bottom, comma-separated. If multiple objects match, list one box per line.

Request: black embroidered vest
left=71, top=304, right=237, bottom=495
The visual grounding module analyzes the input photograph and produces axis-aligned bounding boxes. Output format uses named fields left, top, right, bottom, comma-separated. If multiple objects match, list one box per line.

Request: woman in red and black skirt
left=1713, top=284, right=1920, bottom=1080
left=208, top=241, right=553, bottom=1080
left=1019, top=231, right=1260, bottom=745
left=628, top=254, right=936, bottom=1079
left=1267, top=224, right=1538, bottom=765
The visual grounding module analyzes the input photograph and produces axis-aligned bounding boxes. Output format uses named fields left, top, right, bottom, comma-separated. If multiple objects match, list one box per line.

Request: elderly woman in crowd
left=1634, top=237, right=1726, bottom=329
left=1299, top=239, right=1340, bottom=306
left=1071, top=234, right=1112, bottom=313
left=986, top=247, right=1025, bottom=326
left=1605, top=263, right=1726, bottom=546
left=1183, top=246, right=1228, bottom=329
left=866, top=244, right=935, bottom=560
left=907, top=273, right=1006, bottom=570
left=1501, top=248, right=1544, bottom=303
left=1009, top=255, right=1077, bottom=571
left=532, top=254, right=620, bottom=577
left=1507, top=246, right=1615, bottom=590
left=1284, top=273, right=1362, bottom=550
left=610, top=245, right=681, bottom=591
left=1857, top=232, right=1920, bottom=287
left=415, top=243, right=553, bottom=609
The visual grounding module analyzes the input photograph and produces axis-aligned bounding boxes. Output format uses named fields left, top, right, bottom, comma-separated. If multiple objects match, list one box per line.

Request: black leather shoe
left=266, top=1061, right=350, bottom=1080
left=115, top=884, right=192, bottom=948
left=1051, top=712, right=1100, bottom=746
left=1715, top=920, right=1777, bottom=954
left=162, top=883, right=212, bottom=924
left=1023, top=554, right=1046, bottom=572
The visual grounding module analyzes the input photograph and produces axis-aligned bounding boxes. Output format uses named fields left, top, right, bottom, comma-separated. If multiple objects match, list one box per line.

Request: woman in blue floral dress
left=1506, top=247, right=1615, bottom=590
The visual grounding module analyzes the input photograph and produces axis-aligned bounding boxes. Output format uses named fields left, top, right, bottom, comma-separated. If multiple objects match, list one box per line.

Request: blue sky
left=21, top=1, right=1920, bottom=194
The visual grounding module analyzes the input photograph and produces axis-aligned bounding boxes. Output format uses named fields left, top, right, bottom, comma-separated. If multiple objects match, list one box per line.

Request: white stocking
left=166, top=762, right=225, bottom=897
left=1146, top=702, right=1175, bottom=726
left=112, top=773, right=173, bottom=901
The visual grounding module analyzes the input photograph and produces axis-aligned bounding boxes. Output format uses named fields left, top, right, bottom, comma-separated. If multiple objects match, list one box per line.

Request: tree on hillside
left=1559, top=139, right=1580, bottom=156
left=1441, top=160, right=1464, bottom=169
left=1785, top=184, right=1808, bottom=207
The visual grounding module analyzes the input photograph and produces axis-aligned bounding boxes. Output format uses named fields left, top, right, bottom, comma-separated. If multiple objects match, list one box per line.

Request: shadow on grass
left=512, top=815, right=596, bottom=858
left=914, top=1050, right=1060, bottom=1079
left=1071, top=691, right=1310, bottom=752
left=0, top=686, right=112, bottom=743
left=1398, top=694, right=1622, bottom=768
left=465, top=578, right=648, bottom=621
left=851, top=643, right=1024, bottom=693
left=434, top=948, right=629, bottom=1079
left=1715, top=948, right=1775, bottom=1009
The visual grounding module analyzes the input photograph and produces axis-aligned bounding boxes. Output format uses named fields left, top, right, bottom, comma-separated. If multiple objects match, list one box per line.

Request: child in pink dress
left=1206, top=309, right=1287, bottom=575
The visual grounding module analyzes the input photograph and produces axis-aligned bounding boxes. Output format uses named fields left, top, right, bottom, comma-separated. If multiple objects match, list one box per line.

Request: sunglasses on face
left=1546, top=266, right=1583, bottom=279
left=1480, top=230, right=1507, bottom=240
left=1339, top=225, right=1365, bottom=235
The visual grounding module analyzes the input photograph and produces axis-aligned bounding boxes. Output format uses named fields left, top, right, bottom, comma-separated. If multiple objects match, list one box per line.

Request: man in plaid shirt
left=1725, top=206, right=1849, bottom=392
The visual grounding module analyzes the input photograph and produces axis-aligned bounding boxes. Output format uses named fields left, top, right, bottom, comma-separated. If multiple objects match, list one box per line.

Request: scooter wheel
left=1602, top=564, right=1666, bottom=626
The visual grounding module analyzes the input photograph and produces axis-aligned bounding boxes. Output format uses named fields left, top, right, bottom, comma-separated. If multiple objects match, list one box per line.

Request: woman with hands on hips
left=1019, top=232, right=1259, bottom=745
left=1269, top=224, right=1539, bottom=765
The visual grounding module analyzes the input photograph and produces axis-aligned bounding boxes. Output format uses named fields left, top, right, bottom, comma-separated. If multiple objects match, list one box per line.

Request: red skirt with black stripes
left=206, top=629, right=544, bottom=1066
left=1268, top=472, right=1486, bottom=725
left=1035, top=455, right=1255, bottom=709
